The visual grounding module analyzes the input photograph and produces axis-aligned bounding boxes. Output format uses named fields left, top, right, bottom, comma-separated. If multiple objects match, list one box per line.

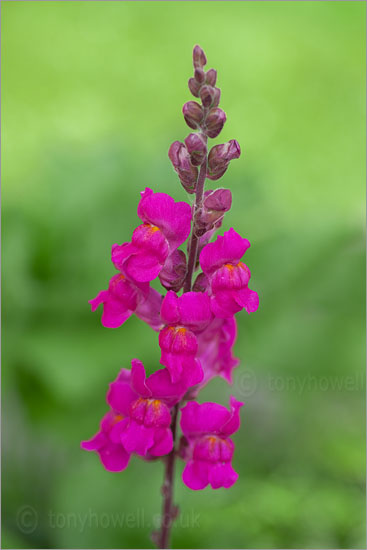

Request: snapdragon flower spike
left=200, top=228, right=259, bottom=318
left=159, top=290, right=212, bottom=386
left=180, top=397, right=244, bottom=490
left=112, top=188, right=191, bottom=283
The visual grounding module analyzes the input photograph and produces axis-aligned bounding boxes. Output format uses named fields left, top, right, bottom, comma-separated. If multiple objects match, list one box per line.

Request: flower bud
left=207, top=140, right=241, bottom=180
left=195, top=188, right=232, bottom=231
left=200, top=85, right=216, bottom=108
left=188, top=77, right=201, bottom=98
left=192, top=273, right=209, bottom=293
left=204, top=188, right=232, bottom=214
left=159, top=250, right=187, bottom=292
left=182, top=101, right=204, bottom=130
left=184, top=133, right=207, bottom=166
left=194, top=67, right=205, bottom=84
left=204, top=108, right=226, bottom=138
left=193, top=45, right=207, bottom=69
left=205, top=68, right=217, bottom=87
left=168, top=141, right=198, bottom=193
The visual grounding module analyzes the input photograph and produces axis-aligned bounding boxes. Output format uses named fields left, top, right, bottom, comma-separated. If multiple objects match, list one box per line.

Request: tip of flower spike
left=193, top=45, right=207, bottom=68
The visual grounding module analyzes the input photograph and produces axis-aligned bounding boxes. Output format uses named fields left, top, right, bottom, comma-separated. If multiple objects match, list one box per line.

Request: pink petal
left=220, top=396, right=244, bottom=435
left=81, top=431, right=107, bottom=451
left=137, top=188, right=192, bottom=251
left=178, top=292, right=212, bottom=330
left=149, top=428, right=174, bottom=456
left=236, top=287, right=259, bottom=313
left=146, top=368, right=188, bottom=407
left=182, top=460, right=210, bottom=490
left=106, top=381, right=137, bottom=415
left=111, top=242, right=138, bottom=271
left=210, top=291, right=242, bottom=318
left=120, top=421, right=155, bottom=456
left=135, top=288, right=163, bottom=331
left=100, top=298, right=133, bottom=328
left=130, top=359, right=151, bottom=398
left=99, top=443, right=130, bottom=472
left=123, top=251, right=164, bottom=283
left=200, top=228, right=250, bottom=276
left=160, top=291, right=180, bottom=325
left=180, top=401, right=230, bottom=438
left=208, top=462, right=238, bottom=489
left=89, top=291, right=109, bottom=312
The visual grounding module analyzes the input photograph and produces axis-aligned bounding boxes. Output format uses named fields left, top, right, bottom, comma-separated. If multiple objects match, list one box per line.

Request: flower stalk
left=82, top=44, right=259, bottom=550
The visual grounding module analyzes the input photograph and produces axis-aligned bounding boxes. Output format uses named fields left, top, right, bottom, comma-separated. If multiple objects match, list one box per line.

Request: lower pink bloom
left=82, top=359, right=187, bottom=466
left=180, top=397, right=243, bottom=490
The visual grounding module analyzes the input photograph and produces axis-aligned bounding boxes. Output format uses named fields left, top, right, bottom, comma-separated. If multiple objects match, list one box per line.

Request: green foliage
left=2, top=1, right=365, bottom=548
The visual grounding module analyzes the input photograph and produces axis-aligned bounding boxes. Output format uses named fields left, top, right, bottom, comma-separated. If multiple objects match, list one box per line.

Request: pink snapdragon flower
left=109, top=359, right=187, bottom=457
left=111, top=188, right=191, bottom=283
left=159, top=290, right=212, bottom=386
left=82, top=360, right=188, bottom=466
left=199, top=228, right=259, bottom=318
left=90, top=274, right=162, bottom=329
left=180, top=397, right=243, bottom=490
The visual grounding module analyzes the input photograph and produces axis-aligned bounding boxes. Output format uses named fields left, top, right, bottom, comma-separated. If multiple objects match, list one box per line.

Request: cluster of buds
left=168, top=45, right=240, bottom=202
left=82, top=45, right=259, bottom=542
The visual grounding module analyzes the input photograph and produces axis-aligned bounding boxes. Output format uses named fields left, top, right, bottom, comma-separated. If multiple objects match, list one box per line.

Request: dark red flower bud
left=193, top=45, right=207, bottom=69
left=188, top=77, right=201, bottom=98
left=204, top=108, right=226, bottom=138
left=200, top=85, right=216, bottom=108
left=204, top=188, right=232, bottom=213
left=192, top=272, right=209, bottom=293
left=205, top=68, right=217, bottom=87
left=207, top=139, right=241, bottom=180
left=195, top=188, right=232, bottom=231
left=159, top=250, right=187, bottom=292
left=184, top=133, right=207, bottom=166
left=182, top=101, right=204, bottom=130
left=194, top=67, right=205, bottom=84
left=168, top=141, right=198, bottom=193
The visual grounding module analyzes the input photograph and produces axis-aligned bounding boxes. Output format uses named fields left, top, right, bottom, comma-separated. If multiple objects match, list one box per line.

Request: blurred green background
left=2, top=1, right=366, bottom=549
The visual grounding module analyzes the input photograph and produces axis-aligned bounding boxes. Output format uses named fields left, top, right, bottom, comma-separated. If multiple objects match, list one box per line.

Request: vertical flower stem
left=158, top=403, right=179, bottom=549
left=183, top=155, right=208, bottom=293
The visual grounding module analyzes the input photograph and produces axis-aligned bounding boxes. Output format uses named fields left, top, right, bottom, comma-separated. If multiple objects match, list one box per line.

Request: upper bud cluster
left=184, top=45, right=225, bottom=139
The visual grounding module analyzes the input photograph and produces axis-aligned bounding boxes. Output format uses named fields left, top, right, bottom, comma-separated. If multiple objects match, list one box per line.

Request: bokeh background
left=2, top=1, right=366, bottom=549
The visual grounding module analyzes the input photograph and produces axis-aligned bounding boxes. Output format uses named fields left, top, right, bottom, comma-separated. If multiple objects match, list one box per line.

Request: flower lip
left=130, top=396, right=171, bottom=428
left=193, top=435, right=233, bottom=463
